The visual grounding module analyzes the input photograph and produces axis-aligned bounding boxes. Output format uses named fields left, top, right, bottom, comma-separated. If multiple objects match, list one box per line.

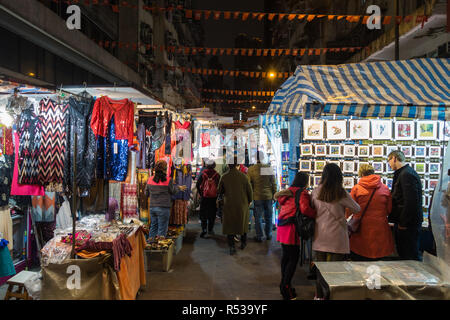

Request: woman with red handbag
left=347, top=164, right=394, bottom=261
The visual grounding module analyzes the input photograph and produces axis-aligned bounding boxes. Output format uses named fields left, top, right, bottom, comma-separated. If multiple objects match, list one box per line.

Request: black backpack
left=278, top=189, right=315, bottom=240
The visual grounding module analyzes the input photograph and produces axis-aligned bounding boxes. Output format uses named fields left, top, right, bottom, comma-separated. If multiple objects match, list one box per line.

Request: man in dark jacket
left=196, top=160, right=220, bottom=238
left=387, top=150, right=423, bottom=261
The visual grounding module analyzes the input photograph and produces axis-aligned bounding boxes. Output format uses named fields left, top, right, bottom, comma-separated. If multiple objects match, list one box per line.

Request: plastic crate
left=144, top=243, right=174, bottom=272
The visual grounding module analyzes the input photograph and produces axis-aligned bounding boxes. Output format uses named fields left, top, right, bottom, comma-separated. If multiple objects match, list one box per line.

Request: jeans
left=149, top=206, right=171, bottom=238
left=394, top=225, right=422, bottom=261
left=254, top=200, right=274, bottom=240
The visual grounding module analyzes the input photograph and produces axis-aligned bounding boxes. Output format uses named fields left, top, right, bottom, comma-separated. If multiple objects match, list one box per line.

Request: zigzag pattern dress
left=38, top=98, right=69, bottom=192
left=17, top=108, right=42, bottom=185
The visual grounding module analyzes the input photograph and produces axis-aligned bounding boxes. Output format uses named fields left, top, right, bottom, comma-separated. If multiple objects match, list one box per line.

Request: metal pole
left=395, top=0, right=400, bottom=60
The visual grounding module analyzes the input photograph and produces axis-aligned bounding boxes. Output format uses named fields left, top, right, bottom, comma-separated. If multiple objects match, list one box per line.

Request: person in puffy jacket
left=347, top=164, right=394, bottom=261
left=196, top=160, right=220, bottom=238
left=274, top=172, right=316, bottom=300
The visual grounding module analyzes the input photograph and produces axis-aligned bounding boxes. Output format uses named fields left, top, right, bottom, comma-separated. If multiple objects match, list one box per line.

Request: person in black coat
left=387, top=150, right=423, bottom=261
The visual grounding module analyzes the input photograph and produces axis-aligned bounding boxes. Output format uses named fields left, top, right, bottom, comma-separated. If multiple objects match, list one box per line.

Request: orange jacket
left=348, top=175, right=395, bottom=259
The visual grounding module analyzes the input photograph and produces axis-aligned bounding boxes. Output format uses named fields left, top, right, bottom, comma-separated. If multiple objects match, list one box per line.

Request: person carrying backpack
left=274, top=172, right=316, bottom=300
left=196, top=159, right=220, bottom=238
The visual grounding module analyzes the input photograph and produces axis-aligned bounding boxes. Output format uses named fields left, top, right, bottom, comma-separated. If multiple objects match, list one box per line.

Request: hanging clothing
left=97, top=116, right=129, bottom=182
left=171, top=165, right=192, bottom=201
left=164, top=113, right=173, bottom=155
left=82, top=179, right=109, bottom=214
left=0, top=127, right=14, bottom=156
left=170, top=200, right=189, bottom=225
left=151, top=115, right=166, bottom=152
left=137, top=170, right=150, bottom=223
left=10, top=132, right=45, bottom=196
left=31, top=192, right=56, bottom=222
left=17, top=108, right=41, bottom=185
left=109, top=182, right=121, bottom=217
left=136, top=124, right=147, bottom=169
left=90, top=96, right=135, bottom=146
left=146, top=132, right=154, bottom=169
left=121, top=184, right=138, bottom=219
left=38, top=98, right=69, bottom=192
left=64, top=95, right=97, bottom=195
left=0, top=155, right=13, bottom=206
left=0, top=244, right=15, bottom=278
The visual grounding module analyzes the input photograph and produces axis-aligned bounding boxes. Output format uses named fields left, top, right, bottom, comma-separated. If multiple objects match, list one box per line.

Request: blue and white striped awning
left=258, top=115, right=288, bottom=126
left=267, top=58, right=450, bottom=120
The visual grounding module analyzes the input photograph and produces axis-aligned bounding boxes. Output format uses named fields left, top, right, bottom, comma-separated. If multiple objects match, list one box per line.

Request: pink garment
left=10, top=132, right=45, bottom=196
left=311, top=186, right=360, bottom=254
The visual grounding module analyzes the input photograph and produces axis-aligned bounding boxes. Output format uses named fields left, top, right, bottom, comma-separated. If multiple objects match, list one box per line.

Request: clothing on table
left=31, top=192, right=56, bottom=222
left=149, top=206, right=171, bottom=238
left=0, top=155, right=13, bottom=206
left=199, top=197, right=216, bottom=232
left=275, top=187, right=317, bottom=245
left=311, top=186, right=360, bottom=255
left=170, top=199, right=189, bottom=225
left=97, top=116, right=129, bottom=181
left=90, top=96, right=135, bottom=146
left=121, top=184, right=138, bottom=219
left=38, top=98, right=69, bottom=192
left=11, top=132, right=45, bottom=196
left=64, top=95, right=97, bottom=195
left=348, top=174, right=394, bottom=259
left=218, top=167, right=253, bottom=236
left=17, top=108, right=41, bottom=185
left=0, top=206, right=13, bottom=251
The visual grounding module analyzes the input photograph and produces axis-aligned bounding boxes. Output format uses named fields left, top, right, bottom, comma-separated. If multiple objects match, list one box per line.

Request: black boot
left=200, top=229, right=207, bottom=238
left=228, top=235, right=236, bottom=255
left=240, top=233, right=247, bottom=250
left=280, top=284, right=297, bottom=300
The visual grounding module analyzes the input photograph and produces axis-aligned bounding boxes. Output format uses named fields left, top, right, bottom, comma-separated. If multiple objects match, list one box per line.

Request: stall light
left=268, top=72, right=276, bottom=78
left=28, top=72, right=36, bottom=77
left=252, top=106, right=256, bottom=109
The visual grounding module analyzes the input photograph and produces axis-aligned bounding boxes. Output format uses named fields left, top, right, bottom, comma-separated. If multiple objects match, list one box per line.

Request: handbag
left=347, top=187, right=378, bottom=235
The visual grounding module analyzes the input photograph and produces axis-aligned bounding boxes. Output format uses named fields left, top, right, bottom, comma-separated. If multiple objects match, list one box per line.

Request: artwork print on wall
left=386, top=146, right=399, bottom=156
left=428, top=179, right=438, bottom=190
left=414, top=162, right=426, bottom=174
left=386, top=178, right=393, bottom=189
left=372, top=162, right=384, bottom=173
left=417, top=121, right=438, bottom=140
left=395, top=121, right=415, bottom=140
left=343, top=177, right=354, bottom=189
left=429, top=163, right=441, bottom=174
left=315, top=144, right=327, bottom=156
left=349, top=120, right=370, bottom=140
left=415, top=146, right=426, bottom=158
left=343, top=161, right=354, bottom=173
left=441, top=121, right=450, bottom=141
left=301, top=144, right=313, bottom=156
left=326, top=120, right=347, bottom=140
left=371, top=120, right=392, bottom=140
left=303, top=120, right=324, bottom=140
left=401, top=146, right=412, bottom=157
left=372, top=145, right=384, bottom=157
left=314, top=161, right=326, bottom=172
left=299, top=160, right=312, bottom=172
left=328, top=145, right=342, bottom=157
left=429, top=146, right=441, bottom=158
left=343, top=145, right=356, bottom=157
left=314, top=175, right=322, bottom=187
left=358, top=145, right=370, bottom=157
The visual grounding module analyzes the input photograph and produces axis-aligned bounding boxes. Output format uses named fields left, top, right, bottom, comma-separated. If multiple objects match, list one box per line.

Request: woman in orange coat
left=348, top=164, right=394, bottom=260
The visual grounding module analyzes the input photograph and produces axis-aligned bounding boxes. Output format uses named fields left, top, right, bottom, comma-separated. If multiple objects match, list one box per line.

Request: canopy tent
left=267, top=58, right=450, bottom=120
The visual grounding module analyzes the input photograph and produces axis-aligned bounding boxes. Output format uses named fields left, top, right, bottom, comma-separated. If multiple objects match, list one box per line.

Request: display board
left=300, top=118, right=449, bottom=227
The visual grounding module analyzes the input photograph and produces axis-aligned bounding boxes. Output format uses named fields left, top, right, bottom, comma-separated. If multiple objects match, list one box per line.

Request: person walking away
left=248, top=151, right=277, bottom=242
left=196, top=160, right=220, bottom=238
left=146, top=160, right=187, bottom=239
left=311, top=163, right=360, bottom=299
left=387, top=150, right=423, bottom=261
left=275, top=172, right=316, bottom=300
left=218, top=161, right=253, bottom=255
left=348, top=164, right=394, bottom=261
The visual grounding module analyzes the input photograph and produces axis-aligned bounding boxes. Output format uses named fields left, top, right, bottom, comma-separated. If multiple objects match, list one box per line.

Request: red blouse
left=90, top=96, right=135, bottom=145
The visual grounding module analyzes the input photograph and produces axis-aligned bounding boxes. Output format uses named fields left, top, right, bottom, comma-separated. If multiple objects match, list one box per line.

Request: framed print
left=372, top=162, right=384, bottom=173
left=395, top=121, right=415, bottom=140
left=299, top=160, right=312, bottom=172
left=358, top=145, right=370, bottom=157
left=386, top=146, right=399, bottom=156
left=349, top=120, right=371, bottom=140
left=429, top=162, right=441, bottom=174
left=303, top=119, right=325, bottom=140
left=428, top=179, right=438, bottom=190
left=371, top=120, right=392, bottom=140
left=429, top=146, right=441, bottom=158
left=343, top=161, right=355, bottom=173
left=282, top=151, right=290, bottom=162
left=301, top=144, right=313, bottom=156
left=343, top=177, right=355, bottom=189
left=343, top=145, right=356, bottom=157
left=415, top=146, right=426, bottom=158
left=372, top=145, right=384, bottom=157
left=401, top=146, right=412, bottom=158
left=417, top=121, right=438, bottom=140
left=315, top=144, right=327, bottom=156
left=328, top=145, right=342, bottom=157
left=441, top=121, right=450, bottom=141
left=328, top=160, right=341, bottom=168
left=314, top=175, right=322, bottom=187
left=414, top=162, right=426, bottom=174
left=326, top=120, right=347, bottom=140
left=314, top=160, right=326, bottom=172
left=386, top=178, right=393, bottom=189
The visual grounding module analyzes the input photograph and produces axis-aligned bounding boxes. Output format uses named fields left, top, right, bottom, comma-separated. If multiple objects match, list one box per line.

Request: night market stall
left=264, top=58, right=450, bottom=299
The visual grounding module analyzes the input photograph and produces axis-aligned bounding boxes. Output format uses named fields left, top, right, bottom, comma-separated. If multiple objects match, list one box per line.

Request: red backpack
left=201, top=172, right=219, bottom=198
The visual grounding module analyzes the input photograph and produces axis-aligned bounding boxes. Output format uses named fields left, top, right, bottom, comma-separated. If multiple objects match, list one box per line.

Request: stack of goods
left=145, top=236, right=173, bottom=250
left=166, top=225, right=184, bottom=239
